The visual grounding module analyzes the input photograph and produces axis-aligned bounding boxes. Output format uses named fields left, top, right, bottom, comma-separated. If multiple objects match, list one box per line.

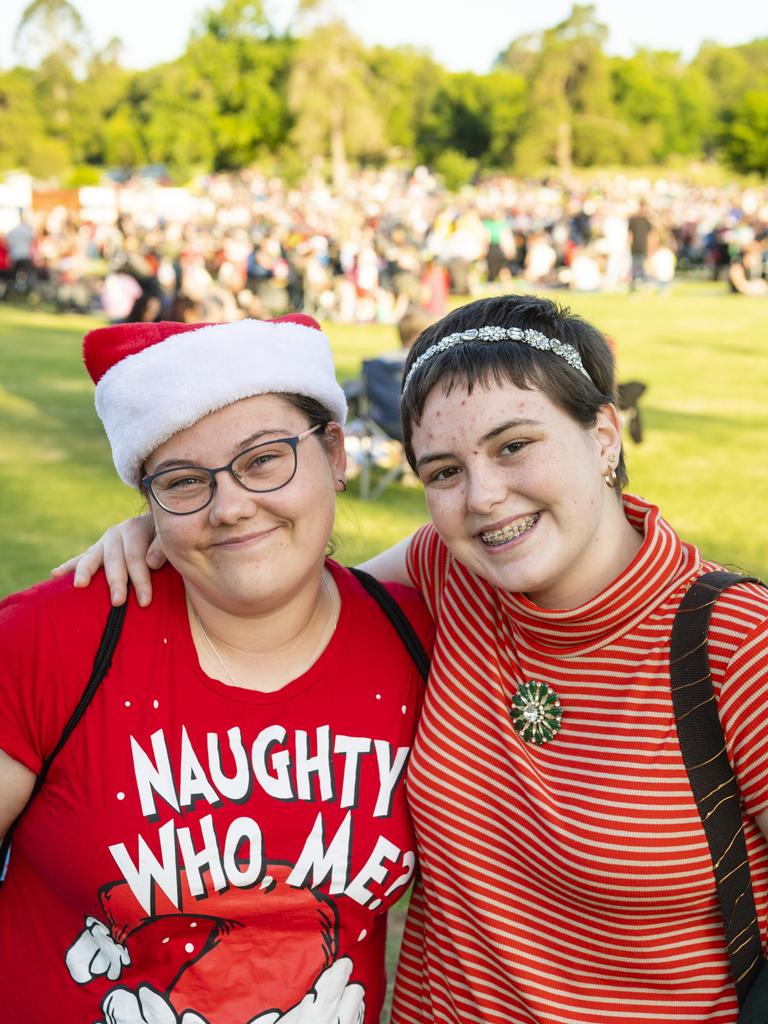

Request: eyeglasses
left=142, top=424, right=323, bottom=515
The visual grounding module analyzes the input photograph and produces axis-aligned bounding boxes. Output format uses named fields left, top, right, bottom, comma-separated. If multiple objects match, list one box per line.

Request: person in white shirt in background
left=646, top=235, right=677, bottom=294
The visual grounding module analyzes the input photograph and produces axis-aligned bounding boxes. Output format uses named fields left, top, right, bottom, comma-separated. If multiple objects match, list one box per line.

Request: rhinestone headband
left=401, top=325, right=593, bottom=394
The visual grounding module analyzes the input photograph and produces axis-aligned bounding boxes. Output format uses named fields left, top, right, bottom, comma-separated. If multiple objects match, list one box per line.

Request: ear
left=593, top=403, right=623, bottom=469
left=324, top=422, right=348, bottom=483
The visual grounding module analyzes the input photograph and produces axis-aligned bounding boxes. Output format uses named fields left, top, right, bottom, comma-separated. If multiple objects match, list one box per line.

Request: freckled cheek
left=156, top=519, right=206, bottom=557
left=423, top=490, right=443, bottom=522
left=535, top=453, right=576, bottom=497
left=425, top=491, right=465, bottom=536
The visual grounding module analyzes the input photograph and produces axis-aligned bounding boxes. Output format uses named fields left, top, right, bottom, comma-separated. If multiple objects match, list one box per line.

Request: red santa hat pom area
left=83, top=315, right=347, bottom=487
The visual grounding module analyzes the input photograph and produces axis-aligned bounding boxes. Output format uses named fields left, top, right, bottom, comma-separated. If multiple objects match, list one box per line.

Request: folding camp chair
left=344, top=355, right=410, bottom=500
left=617, top=381, right=647, bottom=444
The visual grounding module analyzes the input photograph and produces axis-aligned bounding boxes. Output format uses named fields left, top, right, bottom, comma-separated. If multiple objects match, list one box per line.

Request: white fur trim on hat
left=94, top=319, right=347, bottom=486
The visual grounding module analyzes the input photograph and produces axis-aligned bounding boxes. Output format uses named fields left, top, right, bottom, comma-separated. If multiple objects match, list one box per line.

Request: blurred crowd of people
left=1, top=166, right=767, bottom=323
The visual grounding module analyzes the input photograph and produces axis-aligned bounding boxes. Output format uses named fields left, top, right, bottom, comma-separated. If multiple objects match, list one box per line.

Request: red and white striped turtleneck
left=393, top=494, right=768, bottom=1024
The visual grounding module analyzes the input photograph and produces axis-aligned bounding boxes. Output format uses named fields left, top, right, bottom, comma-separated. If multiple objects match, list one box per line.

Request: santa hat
left=83, top=315, right=347, bottom=487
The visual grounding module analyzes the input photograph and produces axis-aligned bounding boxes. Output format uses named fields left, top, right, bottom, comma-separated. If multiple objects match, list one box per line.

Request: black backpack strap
left=0, top=595, right=128, bottom=882
left=348, top=567, right=430, bottom=682
left=670, top=570, right=765, bottom=1006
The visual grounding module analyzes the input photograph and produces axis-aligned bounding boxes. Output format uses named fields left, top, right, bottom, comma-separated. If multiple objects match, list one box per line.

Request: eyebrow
left=414, top=418, right=543, bottom=471
left=479, top=418, right=542, bottom=445
left=149, top=427, right=293, bottom=473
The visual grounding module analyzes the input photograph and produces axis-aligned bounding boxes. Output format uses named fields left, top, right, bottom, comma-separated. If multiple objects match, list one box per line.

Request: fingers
left=65, top=916, right=130, bottom=984
left=74, top=543, right=106, bottom=589
left=146, top=534, right=167, bottom=571
left=337, top=984, right=365, bottom=1024
left=278, top=958, right=356, bottom=1023
left=99, top=532, right=130, bottom=606
left=50, top=537, right=124, bottom=606
left=121, top=540, right=155, bottom=609
left=50, top=514, right=160, bottom=608
left=51, top=544, right=104, bottom=585
left=102, top=985, right=178, bottom=1024
left=313, top=957, right=354, bottom=1011
left=51, top=554, right=86, bottom=577
left=135, top=986, right=179, bottom=1024
left=114, top=514, right=158, bottom=607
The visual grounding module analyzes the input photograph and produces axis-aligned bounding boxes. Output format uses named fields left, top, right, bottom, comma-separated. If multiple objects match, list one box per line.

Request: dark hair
left=282, top=392, right=339, bottom=556
left=281, top=392, right=334, bottom=433
left=400, top=294, right=627, bottom=488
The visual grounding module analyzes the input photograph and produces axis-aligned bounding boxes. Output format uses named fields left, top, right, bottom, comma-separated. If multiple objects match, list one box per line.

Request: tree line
left=1, top=0, right=767, bottom=188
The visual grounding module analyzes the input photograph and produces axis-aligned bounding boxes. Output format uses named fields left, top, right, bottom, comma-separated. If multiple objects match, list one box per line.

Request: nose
left=207, top=469, right=259, bottom=526
left=465, top=464, right=507, bottom=516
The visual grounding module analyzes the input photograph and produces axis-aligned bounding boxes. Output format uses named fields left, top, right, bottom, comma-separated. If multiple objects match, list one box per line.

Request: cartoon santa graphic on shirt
left=65, top=862, right=365, bottom=1024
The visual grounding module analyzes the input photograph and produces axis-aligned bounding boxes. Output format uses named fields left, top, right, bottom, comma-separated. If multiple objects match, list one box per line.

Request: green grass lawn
left=1, top=281, right=766, bottom=596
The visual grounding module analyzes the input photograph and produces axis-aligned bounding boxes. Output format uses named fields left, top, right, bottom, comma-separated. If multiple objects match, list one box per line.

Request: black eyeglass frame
left=141, top=423, right=324, bottom=515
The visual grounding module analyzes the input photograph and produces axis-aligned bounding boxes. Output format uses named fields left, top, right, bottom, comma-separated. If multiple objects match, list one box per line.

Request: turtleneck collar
left=496, top=494, right=701, bottom=656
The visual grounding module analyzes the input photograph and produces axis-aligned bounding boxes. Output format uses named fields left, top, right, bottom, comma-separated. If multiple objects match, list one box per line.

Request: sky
left=2, top=0, right=767, bottom=72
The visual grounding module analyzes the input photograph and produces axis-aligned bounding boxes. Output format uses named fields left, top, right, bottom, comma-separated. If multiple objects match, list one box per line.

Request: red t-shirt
left=0, top=560, right=433, bottom=1024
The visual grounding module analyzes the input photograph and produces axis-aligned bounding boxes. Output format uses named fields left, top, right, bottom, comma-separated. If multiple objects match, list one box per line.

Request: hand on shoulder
left=50, top=513, right=164, bottom=607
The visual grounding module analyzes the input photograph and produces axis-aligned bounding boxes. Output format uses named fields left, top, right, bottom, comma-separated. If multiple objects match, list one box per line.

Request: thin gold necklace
left=194, top=573, right=334, bottom=688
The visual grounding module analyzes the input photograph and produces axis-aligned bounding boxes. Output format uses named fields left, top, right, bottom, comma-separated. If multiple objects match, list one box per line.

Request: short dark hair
left=400, top=294, right=627, bottom=488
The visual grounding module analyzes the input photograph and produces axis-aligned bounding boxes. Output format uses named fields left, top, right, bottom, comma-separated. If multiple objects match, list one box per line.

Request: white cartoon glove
left=66, top=916, right=131, bottom=983
left=249, top=958, right=365, bottom=1024
left=100, top=984, right=208, bottom=1024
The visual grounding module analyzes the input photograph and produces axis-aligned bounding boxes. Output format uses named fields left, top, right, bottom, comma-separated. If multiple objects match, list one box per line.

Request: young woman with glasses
left=0, top=315, right=432, bottom=1024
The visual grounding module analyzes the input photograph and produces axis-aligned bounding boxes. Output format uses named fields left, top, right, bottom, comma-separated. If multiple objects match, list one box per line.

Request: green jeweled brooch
left=510, top=680, right=563, bottom=745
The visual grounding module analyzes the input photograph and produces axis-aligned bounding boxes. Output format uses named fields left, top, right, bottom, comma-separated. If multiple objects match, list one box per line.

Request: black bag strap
left=670, top=570, right=766, bottom=1006
left=348, top=567, right=430, bottom=682
left=0, top=595, right=128, bottom=883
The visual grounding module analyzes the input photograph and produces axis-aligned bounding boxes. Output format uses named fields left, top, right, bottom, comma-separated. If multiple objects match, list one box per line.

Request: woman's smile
left=477, top=511, right=542, bottom=550
left=210, top=525, right=282, bottom=549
